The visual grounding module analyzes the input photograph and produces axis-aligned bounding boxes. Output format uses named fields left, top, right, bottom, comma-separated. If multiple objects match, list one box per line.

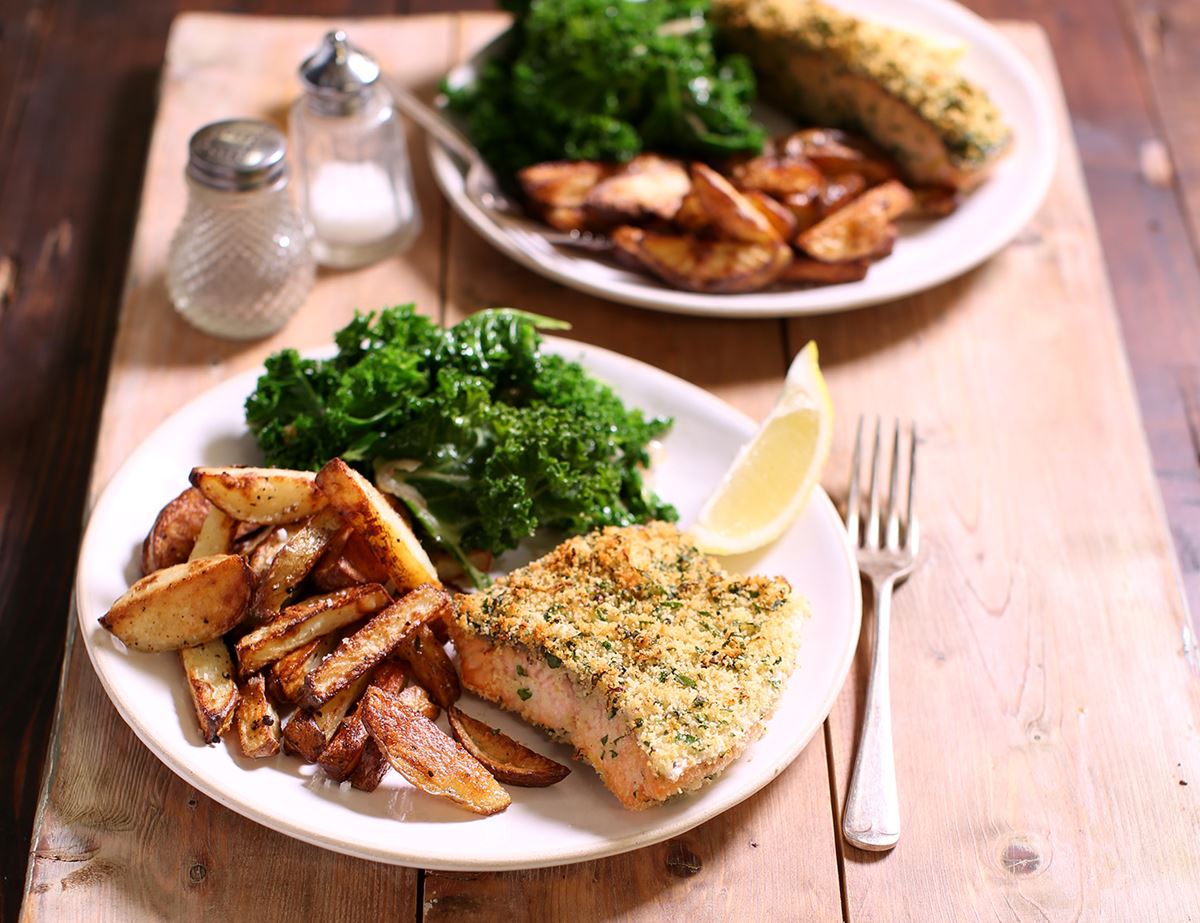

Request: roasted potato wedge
left=141, top=486, right=212, bottom=575
left=360, top=687, right=511, bottom=815
left=583, top=154, right=690, bottom=226
left=796, top=180, right=914, bottom=262
left=396, top=684, right=440, bottom=722
left=432, top=549, right=493, bottom=586
left=311, top=525, right=360, bottom=591
left=250, top=507, right=345, bottom=622
left=779, top=190, right=822, bottom=234
left=691, top=162, right=779, bottom=244
left=235, top=583, right=391, bottom=675
left=268, top=633, right=339, bottom=704
left=302, top=584, right=450, bottom=708
left=744, top=190, right=798, bottom=240
left=315, top=458, right=439, bottom=592
left=817, top=172, right=867, bottom=217
left=317, top=661, right=408, bottom=781
left=190, top=466, right=325, bottom=525
left=778, top=256, right=870, bottom=285
left=283, top=672, right=374, bottom=762
left=448, top=707, right=570, bottom=787
left=246, top=522, right=305, bottom=583
left=188, top=506, right=237, bottom=560
left=636, top=233, right=792, bottom=294
left=341, top=528, right=390, bottom=584
left=781, top=128, right=896, bottom=185
left=610, top=226, right=646, bottom=271
left=517, top=160, right=612, bottom=210
left=730, top=155, right=823, bottom=198
left=672, top=190, right=710, bottom=233
left=910, top=185, right=960, bottom=218
left=101, top=554, right=252, bottom=652
left=397, top=621, right=460, bottom=710
left=179, top=639, right=238, bottom=743
left=541, top=207, right=589, bottom=232
left=235, top=673, right=281, bottom=758
left=349, top=738, right=390, bottom=792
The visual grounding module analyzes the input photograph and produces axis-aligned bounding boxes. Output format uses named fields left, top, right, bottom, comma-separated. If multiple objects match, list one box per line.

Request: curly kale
left=445, top=0, right=765, bottom=180
left=245, top=306, right=676, bottom=586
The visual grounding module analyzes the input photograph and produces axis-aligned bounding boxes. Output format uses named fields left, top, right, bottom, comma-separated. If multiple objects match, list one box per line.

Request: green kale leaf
left=244, top=305, right=676, bottom=586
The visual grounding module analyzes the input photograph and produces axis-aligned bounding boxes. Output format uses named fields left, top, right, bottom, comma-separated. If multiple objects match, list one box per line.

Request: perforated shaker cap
left=186, top=119, right=288, bottom=192
left=299, top=30, right=381, bottom=114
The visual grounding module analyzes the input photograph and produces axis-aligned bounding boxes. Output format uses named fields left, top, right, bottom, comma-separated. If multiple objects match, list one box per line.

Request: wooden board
left=20, top=11, right=1200, bottom=921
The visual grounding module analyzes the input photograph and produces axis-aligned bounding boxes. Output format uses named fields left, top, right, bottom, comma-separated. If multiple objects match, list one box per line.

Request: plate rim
left=73, top=337, right=862, bottom=870
left=426, top=0, right=1058, bottom=318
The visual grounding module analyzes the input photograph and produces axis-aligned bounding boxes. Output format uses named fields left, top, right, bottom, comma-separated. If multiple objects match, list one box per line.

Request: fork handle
left=842, top=576, right=901, bottom=851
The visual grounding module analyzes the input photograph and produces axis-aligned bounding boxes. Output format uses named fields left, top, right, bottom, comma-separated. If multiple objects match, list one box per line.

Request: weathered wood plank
left=795, top=26, right=1200, bottom=920
left=425, top=13, right=845, bottom=921
left=20, top=12, right=459, bottom=920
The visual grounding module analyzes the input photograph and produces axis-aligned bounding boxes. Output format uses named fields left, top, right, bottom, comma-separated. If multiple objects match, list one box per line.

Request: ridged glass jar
left=167, top=119, right=315, bottom=340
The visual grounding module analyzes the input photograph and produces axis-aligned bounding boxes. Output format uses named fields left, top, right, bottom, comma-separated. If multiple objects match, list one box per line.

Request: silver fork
left=842, top=416, right=919, bottom=851
left=388, top=84, right=611, bottom=252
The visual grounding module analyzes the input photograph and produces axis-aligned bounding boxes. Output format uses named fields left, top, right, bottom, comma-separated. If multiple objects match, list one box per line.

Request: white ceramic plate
left=429, top=0, right=1056, bottom=318
left=75, top=339, right=861, bottom=870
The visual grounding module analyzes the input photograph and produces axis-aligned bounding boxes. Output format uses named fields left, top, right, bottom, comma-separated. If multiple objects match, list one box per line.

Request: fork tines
left=846, top=417, right=919, bottom=554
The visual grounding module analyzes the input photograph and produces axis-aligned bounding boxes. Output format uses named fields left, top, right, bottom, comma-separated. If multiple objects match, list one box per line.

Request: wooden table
left=6, top=3, right=1200, bottom=920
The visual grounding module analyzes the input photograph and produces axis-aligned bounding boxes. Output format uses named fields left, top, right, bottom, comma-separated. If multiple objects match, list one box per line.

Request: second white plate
left=429, top=0, right=1056, bottom=318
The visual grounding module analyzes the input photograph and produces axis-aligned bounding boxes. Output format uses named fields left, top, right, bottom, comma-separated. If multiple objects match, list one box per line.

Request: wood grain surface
left=4, top=3, right=1200, bottom=922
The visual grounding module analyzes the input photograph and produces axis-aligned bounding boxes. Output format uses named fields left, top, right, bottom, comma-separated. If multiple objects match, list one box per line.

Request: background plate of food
left=75, top=316, right=861, bottom=870
left=428, top=0, right=1056, bottom=317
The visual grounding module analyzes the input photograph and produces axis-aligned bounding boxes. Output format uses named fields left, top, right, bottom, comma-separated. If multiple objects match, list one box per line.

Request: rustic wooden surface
left=3, top=2, right=1200, bottom=921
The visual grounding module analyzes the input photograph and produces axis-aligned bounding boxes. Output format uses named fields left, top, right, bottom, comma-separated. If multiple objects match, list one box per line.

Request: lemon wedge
left=690, top=342, right=833, bottom=555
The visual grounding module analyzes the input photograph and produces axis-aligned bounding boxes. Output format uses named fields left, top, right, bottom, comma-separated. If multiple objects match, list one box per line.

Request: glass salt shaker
left=290, top=30, right=422, bottom=269
left=167, top=119, right=315, bottom=340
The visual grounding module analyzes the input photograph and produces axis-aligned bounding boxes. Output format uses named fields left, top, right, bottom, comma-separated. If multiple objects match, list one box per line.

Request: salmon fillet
left=448, top=523, right=806, bottom=810
left=714, top=0, right=1012, bottom=190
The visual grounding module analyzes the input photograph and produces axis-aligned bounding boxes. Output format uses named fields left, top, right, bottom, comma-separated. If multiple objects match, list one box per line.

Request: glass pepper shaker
left=290, top=30, right=422, bottom=269
left=167, top=119, right=315, bottom=340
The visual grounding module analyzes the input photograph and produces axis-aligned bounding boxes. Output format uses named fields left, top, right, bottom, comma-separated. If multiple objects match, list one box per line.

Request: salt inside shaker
left=291, top=30, right=422, bottom=269
left=167, top=119, right=315, bottom=340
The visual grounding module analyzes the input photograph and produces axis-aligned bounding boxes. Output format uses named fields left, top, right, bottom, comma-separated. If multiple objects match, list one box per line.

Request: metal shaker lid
left=300, top=31, right=381, bottom=113
left=186, top=119, right=288, bottom=191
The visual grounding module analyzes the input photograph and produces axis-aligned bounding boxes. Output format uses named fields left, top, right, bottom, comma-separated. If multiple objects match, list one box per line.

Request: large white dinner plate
left=429, top=0, right=1056, bottom=318
left=75, top=338, right=861, bottom=870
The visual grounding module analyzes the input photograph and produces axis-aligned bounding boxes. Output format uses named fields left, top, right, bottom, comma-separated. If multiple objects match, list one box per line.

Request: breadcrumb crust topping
left=453, top=522, right=806, bottom=776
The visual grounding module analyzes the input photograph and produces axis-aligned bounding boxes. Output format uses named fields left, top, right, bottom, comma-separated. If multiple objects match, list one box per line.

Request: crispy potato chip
left=235, top=584, right=391, bottom=675
left=360, top=687, right=511, bottom=815
left=397, top=622, right=460, bottom=710
left=190, top=466, right=326, bottom=525
left=141, top=486, right=212, bottom=575
left=302, top=584, right=450, bottom=708
left=636, top=233, right=792, bottom=294
left=235, top=673, right=281, bottom=758
left=315, top=458, right=439, bottom=592
left=691, top=162, right=779, bottom=244
left=101, top=554, right=251, bottom=652
left=317, top=661, right=408, bottom=781
left=448, top=707, right=570, bottom=787
left=179, top=639, right=238, bottom=743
